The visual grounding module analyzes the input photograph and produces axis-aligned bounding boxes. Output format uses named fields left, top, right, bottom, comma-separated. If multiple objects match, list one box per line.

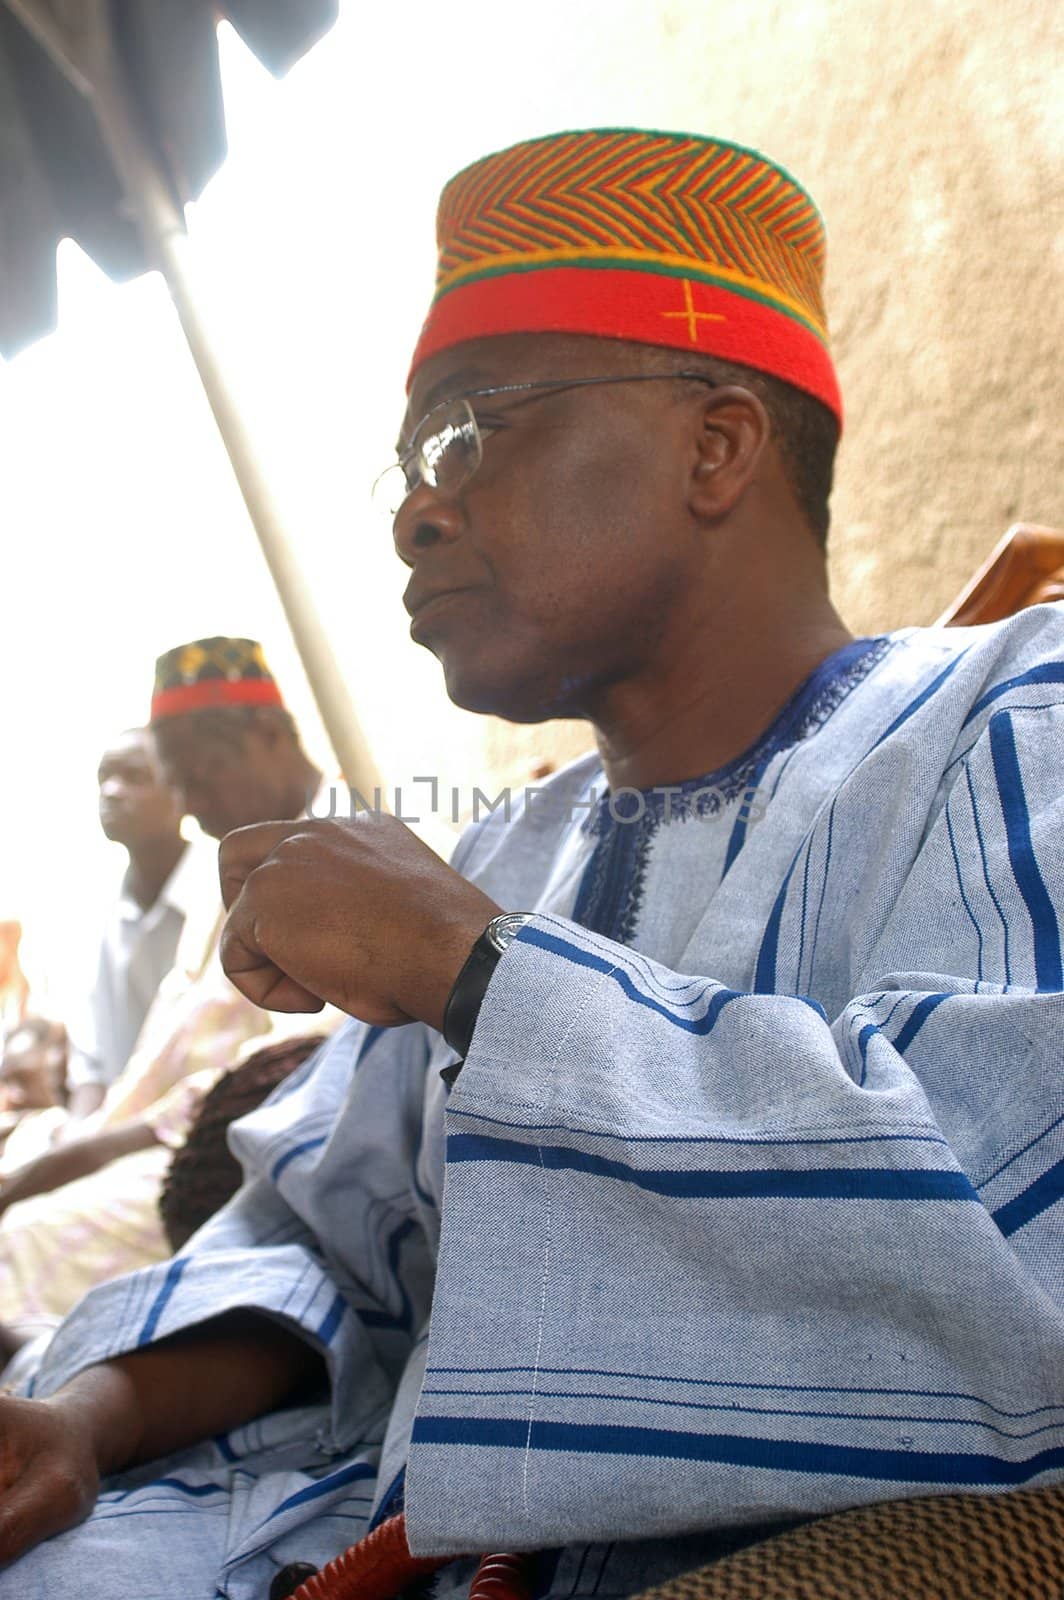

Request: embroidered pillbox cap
left=408, top=127, right=841, bottom=424
left=150, top=637, right=284, bottom=722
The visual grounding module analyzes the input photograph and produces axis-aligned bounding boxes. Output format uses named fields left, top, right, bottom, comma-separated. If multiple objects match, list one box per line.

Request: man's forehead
left=402, top=333, right=545, bottom=427
left=100, top=730, right=153, bottom=767
left=400, top=359, right=494, bottom=442
left=401, top=331, right=634, bottom=441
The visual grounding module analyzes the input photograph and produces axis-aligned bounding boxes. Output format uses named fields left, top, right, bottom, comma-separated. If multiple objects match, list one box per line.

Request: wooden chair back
left=937, top=523, right=1064, bottom=626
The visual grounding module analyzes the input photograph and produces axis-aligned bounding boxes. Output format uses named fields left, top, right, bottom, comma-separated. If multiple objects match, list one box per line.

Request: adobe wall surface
left=480, top=0, right=1062, bottom=784
left=619, top=0, right=1062, bottom=633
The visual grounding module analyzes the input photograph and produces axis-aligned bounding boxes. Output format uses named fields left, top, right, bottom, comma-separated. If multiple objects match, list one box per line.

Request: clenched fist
left=218, top=815, right=501, bottom=1029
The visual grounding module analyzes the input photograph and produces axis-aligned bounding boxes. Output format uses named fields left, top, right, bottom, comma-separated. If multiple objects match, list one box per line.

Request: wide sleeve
left=407, top=701, right=1064, bottom=1554
left=28, top=1020, right=430, bottom=1458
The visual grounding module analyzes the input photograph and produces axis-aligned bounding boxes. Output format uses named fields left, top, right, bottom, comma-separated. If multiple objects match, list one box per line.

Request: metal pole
left=81, top=6, right=384, bottom=800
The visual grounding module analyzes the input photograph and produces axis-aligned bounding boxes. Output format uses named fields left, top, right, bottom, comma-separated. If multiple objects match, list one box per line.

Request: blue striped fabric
left=446, top=1131, right=980, bottom=1202
left=13, top=608, right=1064, bottom=1600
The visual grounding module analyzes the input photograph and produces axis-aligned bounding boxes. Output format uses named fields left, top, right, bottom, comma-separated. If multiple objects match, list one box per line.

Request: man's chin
left=443, top=671, right=582, bottom=725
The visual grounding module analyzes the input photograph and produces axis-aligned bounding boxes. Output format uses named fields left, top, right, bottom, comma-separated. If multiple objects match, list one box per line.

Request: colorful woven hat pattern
left=150, top=637, right=283, bottom=722
left=409, top=128, right=841, bottom=422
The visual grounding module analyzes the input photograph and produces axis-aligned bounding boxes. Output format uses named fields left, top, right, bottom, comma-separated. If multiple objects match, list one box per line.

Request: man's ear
left=687, top=385, right=771, bottom=521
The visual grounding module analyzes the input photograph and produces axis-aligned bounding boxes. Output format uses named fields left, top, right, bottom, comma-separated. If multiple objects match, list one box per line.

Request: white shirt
left=65, top=841, right=220, bottom=1091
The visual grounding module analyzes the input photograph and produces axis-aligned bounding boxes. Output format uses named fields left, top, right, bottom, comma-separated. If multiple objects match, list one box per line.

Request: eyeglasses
left=373, top=371, right=718, bottom=517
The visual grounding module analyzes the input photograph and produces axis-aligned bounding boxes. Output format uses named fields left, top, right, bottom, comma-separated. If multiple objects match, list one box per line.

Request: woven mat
left=632, top=1486, right=1064, bottom=1600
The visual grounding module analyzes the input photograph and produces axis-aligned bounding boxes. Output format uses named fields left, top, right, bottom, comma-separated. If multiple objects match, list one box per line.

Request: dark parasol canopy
left=0, top=1, right=338, bottom=358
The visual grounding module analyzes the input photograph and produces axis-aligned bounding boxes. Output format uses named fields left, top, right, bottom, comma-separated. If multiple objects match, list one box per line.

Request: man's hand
left=0, top=1392, right=106, bottom=1568
left=218, top=816, right=501, bottom=1030
left=0, top=1313, right=327, bottom=1569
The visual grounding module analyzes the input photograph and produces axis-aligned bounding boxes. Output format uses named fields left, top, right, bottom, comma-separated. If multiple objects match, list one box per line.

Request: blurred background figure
left=0, top=1017, right=66, bottom=1114
left=0, top=638, right=337, bottom=1336
left=0, top=921, right=30, bottom=1031
left=0, top=1030, right=325, bottom=1378
left=64, top=728, right=217, bottom=1122
left=156, top=1032, right=326, bottom=1252
left=149, top=636, right=322, bottom=839
left=0, top=1017, right=67, bottom=1152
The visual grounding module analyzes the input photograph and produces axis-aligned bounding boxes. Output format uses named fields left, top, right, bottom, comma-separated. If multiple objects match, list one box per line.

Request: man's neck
left=125, top=835, right=187, bottom=913
left=591, top=592, right=854, bottom=792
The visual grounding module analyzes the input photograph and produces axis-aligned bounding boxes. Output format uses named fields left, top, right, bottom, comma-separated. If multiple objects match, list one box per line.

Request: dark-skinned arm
left=0, top=1120, right=157, bottom=1216
left=0, top=1310, right=324, bottom=1568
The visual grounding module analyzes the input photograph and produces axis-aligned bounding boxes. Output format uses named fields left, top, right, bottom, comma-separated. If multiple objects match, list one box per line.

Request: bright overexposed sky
left=0, top=0, right=841, bottom=1008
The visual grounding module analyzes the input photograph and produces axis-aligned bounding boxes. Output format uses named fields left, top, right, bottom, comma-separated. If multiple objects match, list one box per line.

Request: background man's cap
left=150, top=637, right=283, bottom=722
left=409, top=128, right=841, bottom=423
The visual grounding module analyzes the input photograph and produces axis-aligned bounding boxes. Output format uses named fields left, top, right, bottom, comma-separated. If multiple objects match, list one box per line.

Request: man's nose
left=392, top=482, right=465, bottom=567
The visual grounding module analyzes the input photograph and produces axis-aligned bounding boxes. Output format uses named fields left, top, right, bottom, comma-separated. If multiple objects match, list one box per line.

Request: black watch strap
left=442, top=913, right=534, bottom=1071
left=442, top=931, right=503, bottom=1061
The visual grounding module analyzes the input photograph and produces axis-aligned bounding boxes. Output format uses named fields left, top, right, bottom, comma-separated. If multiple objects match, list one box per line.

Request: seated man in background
left=63, top=727, right=201, bottom=1123
left=148, top=635, right=326, bottom=845
left=0, top=130, right=1060, bottom=1600
left=0, top=640, right=335, bottom=1331
left=0, top=727, right=209, bottom=1172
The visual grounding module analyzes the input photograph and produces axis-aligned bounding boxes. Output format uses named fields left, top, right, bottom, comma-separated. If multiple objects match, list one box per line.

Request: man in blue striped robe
left=1, top=129, right=1061, bottom=1600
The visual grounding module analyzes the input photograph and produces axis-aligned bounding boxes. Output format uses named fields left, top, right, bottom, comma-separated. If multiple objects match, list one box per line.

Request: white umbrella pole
left=85, top=24, right=383, bottom=801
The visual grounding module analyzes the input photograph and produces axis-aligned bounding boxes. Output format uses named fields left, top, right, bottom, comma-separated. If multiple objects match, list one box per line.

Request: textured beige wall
left=602, top=0, right=1064, bottom=634
left=776, top=0, right=1062, bottom=631
left=476, top=0, right=1063, bottom=785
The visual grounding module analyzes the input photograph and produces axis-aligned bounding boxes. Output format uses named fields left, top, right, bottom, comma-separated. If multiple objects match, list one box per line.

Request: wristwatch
left=442, top=912, right=534, bottom=1064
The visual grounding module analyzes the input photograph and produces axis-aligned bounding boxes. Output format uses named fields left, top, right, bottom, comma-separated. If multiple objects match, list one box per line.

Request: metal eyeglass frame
left=374, top=371, right=719, bottom=516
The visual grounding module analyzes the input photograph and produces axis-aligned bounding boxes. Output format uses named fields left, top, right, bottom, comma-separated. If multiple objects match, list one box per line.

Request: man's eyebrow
left=422, top=367, right=493, bottom=412
left=398, top=368, right=495, bottom=451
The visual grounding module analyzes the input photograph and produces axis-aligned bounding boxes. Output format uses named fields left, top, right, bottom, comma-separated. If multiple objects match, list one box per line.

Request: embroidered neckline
left=573, top=635, right=892, bottom=942
left=584, top=635, right=892, bottom=836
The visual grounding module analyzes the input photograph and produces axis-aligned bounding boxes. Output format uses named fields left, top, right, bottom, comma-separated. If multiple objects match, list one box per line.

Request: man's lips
left=404, top=585, right=482, bottom=625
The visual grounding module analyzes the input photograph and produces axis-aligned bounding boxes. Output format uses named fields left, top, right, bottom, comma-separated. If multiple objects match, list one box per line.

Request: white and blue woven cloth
left=11, top=611, right=1064, bottom=1600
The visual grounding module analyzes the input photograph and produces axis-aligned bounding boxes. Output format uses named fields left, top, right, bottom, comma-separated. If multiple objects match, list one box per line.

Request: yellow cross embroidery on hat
left=660, top=278, right=725, bottom=343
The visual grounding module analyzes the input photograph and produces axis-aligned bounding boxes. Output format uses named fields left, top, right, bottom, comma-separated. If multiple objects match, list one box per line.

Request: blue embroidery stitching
left=574, top=637, right=892, bottom=942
